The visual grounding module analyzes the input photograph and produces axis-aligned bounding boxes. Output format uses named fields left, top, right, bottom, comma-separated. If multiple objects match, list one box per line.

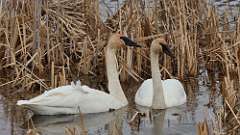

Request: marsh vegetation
left=0, top=0, right=239, bottom=134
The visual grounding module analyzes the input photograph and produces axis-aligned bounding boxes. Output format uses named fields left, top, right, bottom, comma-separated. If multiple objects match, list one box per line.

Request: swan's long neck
left=150, top=47, right=166, bottom=109
left=106, top=47, right=128, bottom=105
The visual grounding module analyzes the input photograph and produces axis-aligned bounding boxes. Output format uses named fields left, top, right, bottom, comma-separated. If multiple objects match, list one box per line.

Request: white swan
left=17, top=33, right=141, bottom=115
left=135, top=38, right=186, bottom=109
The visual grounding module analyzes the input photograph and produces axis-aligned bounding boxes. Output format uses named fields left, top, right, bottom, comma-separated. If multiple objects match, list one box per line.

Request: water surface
left=0, top=70, right=222, bottom=135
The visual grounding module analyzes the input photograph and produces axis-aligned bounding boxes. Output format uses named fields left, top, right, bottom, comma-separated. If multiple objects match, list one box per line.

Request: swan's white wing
left=69, top=86, right=124, bottom=113
left=163, top=79, right=186, bottom=107
left=135, top=79, right=153, bottom=107
left=25, top=85, right=86, bottom=106
left=17, top=85, right=125, bottom=115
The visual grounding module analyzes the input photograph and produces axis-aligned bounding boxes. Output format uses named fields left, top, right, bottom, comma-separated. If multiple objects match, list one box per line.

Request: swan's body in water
left=135, top=38, right=186, bottom=109
left=17, top=33, right=141, bottom=115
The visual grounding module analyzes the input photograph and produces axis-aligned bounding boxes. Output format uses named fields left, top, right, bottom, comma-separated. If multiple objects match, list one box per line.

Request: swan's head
left=108, top=33, right=142, bottom=49
left=151, top=38, right=174, bottom=58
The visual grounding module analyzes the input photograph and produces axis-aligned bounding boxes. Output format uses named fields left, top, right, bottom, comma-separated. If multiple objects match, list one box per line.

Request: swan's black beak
left=120, top=36, right=142, bottom=47
left=160, top=43, right=175, bottom=58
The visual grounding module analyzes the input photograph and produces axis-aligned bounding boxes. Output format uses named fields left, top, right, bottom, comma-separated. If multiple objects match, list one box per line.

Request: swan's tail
left=17, top=100, right=31, bottom=106
left=17, top=100, right=39, bottom=110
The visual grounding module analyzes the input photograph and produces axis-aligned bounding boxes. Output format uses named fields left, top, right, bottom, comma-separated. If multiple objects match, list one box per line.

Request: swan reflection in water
left=31, top=104, right=203, bottom=135
left=32, top=107, right=126, bottom=135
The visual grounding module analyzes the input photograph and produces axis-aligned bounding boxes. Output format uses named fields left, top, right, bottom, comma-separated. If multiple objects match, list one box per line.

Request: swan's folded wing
left=74, top=89, right=124, bottom=113
left=163, top=79, right=186, bottom=107
left=25, top=85, right=84, bottom=107
left=135, top=79, right=153, bottom=107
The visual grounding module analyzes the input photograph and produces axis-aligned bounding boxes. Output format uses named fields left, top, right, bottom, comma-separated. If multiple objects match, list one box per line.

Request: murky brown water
left=0, top=69, right=223, bottom=135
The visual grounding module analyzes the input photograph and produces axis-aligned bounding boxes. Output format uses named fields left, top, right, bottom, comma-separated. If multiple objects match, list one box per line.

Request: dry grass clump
left=150, top=0, right=207, bottom=79
left=0, top=0, right=108, bottom=92
left=0, top=0, right=209, bottom=92
left=105, top=0, right=208, bottom=80
left=0, top=0, right=240, bottom=134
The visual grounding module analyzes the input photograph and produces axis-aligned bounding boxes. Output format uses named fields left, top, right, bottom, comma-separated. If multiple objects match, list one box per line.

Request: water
left=99, top=0, right=154, bottom=21
left=99, top=0, right=240, bottom=20
left=0, top=70, right=222, bottom=135
left=0, top=96, right=25, bottom=135
left=1, top=0, right=237, bottom=134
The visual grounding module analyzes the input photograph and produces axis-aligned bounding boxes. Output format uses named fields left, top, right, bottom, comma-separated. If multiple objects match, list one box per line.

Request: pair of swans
left=17, top=33, right=186, bottom=115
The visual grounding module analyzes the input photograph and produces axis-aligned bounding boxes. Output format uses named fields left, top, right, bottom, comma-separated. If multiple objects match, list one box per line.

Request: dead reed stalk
left=0, top=1, right=239, bottom=133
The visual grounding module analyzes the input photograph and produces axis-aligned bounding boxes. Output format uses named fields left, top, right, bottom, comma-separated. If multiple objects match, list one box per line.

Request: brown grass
left=197, top=119, right=209, bottom=135
left=0, top=0, right=240, bottom=134
left=0, top=0, right=206, bottom=90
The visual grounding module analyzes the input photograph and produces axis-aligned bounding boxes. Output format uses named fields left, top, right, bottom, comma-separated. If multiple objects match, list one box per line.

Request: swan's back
left=135, top=79, right=153, bottom=107
left=163, top=79, right=186, bottom=107
left=135, top=79, right=186, bottom=108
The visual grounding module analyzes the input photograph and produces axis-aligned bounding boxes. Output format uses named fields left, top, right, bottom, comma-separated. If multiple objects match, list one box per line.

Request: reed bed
left=0, top=0, right=240, bottom=134
left=0, top=0, right=107, bottom=92
left=0, top=0, right=208, bottom=90
left=201, top=5, right=240, bottom=135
